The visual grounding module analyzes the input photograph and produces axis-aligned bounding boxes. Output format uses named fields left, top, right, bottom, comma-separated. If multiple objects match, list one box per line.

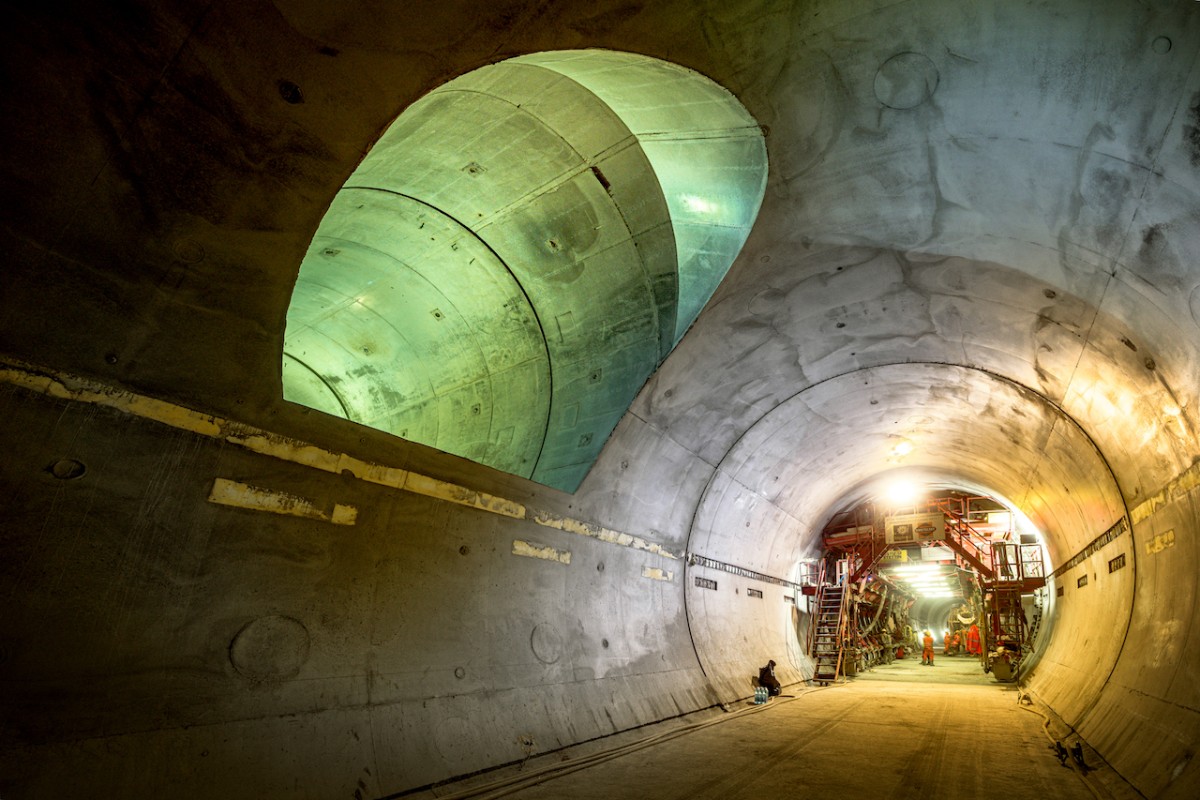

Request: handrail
left=936, top=499, right=995, bottom=578
left=806, top=559, right=827, bottom=655
left=834, top=581, right=850, bottom=679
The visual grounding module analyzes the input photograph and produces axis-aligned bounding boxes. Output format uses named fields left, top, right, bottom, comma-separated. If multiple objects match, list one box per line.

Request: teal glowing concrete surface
left=283, top=50, right=767, bottom=490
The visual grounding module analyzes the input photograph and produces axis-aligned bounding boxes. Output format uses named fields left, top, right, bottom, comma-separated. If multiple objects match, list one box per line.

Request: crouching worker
left=759, top=659, right=782, bottom=696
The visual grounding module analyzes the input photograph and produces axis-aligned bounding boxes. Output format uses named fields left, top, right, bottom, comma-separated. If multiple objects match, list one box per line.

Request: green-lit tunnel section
left=282, top=50, right=767, bottom=490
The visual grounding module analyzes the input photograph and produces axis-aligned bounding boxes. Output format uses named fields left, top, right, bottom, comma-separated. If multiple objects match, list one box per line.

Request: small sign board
left=884, top=512, right=947, bottom=544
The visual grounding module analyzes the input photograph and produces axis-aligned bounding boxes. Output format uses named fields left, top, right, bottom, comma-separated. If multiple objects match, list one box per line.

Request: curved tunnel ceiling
left=686, top=363, right=1127, bottom=578
left=577, top=9, right=1200, bottom=779
left=5, top=1, right=1200, bottom=797
left=283, top=49, right=768, bottom=491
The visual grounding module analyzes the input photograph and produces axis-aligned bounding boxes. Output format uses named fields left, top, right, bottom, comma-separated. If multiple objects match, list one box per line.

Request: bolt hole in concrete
left=277, top=79, right=303, bottom=104
left=47, top=458, right=86, bottom=480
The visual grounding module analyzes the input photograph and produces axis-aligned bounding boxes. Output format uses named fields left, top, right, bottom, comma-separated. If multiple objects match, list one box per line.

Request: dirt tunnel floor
left=412, top=655, right=1121, bottom=800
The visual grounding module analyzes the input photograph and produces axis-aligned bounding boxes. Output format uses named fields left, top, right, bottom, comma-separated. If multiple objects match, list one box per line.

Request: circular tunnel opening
left=683, top=363, right=1133, bottom=708
left=282, top=49, right=767, bottom=491
left=814, top=484, right=1055, bottom=684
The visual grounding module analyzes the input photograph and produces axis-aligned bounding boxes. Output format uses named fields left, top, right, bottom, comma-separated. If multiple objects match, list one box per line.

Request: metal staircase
left=809, top=579, right=847, bottom=684
left=935, top=498, right=996, bottom=578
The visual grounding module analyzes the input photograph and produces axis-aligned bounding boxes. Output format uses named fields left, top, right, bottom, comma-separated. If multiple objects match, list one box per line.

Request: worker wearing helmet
left=921, top=630, right=935, bottom=666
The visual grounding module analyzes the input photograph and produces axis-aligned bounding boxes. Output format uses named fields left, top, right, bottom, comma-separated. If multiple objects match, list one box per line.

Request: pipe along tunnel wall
left=2, top=1, right=1200, bottom=798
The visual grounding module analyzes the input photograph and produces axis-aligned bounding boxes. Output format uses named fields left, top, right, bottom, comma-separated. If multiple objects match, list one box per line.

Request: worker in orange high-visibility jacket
left=966, top=623, right=982, bottom=655
left=921, top=630, right=935, bottom=666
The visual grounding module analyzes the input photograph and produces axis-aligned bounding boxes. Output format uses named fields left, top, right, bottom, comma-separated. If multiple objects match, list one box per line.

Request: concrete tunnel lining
left=2, top=1, right=1200, bottom=798
left=683, top=362, right=1130, bottom=696
left=284, top=49, right=767, bottom=491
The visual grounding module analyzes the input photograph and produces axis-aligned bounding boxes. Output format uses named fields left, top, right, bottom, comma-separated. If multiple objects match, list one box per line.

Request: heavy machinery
left=812, top=493, right=1046, bottom=682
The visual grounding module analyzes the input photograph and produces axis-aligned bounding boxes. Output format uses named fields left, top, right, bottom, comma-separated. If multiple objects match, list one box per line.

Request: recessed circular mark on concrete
left=230, top=615, right=310, bottom=680
left=1152, top=36, right=1172, bottom=54
left=434, top=717, right=474, bottom=760
left=47, top=458, right=86, bottom=480
left=530, top=623, right=563, bottom=664
left=454, top=666, right=466, bottom=679
left=172, top=238, right=206, bottom=264
left=874, top=52, right=939, bottom=109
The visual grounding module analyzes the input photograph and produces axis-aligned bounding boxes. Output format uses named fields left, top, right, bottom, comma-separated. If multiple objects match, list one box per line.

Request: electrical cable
left=1014, top=688, right=1106, bottom=800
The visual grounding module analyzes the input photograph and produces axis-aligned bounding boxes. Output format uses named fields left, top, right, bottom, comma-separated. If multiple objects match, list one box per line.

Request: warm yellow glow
left=892, top=439, right=914, bottom=456
left=886, top=480, right=919, bottom=505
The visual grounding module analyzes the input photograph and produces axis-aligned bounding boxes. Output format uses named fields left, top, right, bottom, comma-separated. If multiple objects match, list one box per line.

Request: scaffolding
left=816, top=493, right=1047, bottom=681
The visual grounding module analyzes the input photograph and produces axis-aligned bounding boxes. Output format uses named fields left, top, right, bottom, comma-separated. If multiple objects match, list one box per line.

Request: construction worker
left=966, top=622, right=981, bottom=655
left=758, top=659, right=781, bottom=696
left=921, top=630, right=935, bottom=666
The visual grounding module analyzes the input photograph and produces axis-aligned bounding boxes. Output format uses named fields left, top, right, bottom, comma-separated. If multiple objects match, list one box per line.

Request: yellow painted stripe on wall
left=207, top=478, right=358, bottom=525
left=512, top=540, right=571, bottom=564
left=1131, top=460, right=1200, bottom=525
left=2, top=358, right=677, bottom=558
left=530, top=510, right=677, bottom=559
left=404, top=471, right=525, bottom=518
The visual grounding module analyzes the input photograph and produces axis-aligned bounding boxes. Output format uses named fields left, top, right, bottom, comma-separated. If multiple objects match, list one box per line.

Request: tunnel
left=0, top=1, right=1198, bottom=799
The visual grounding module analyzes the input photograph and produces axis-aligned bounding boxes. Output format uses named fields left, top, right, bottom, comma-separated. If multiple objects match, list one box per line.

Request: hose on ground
left=1015, top=688, right=1105, bottom=800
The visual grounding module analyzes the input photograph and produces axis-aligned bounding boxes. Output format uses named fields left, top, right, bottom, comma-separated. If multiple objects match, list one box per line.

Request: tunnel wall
left=3, top=1, right=1200, bottom=799
left=1028, top=482, right=1200, bottom=799
left=0, top=368, right=717, bottom=799
left=1104, top=493, right=1200, bottom=799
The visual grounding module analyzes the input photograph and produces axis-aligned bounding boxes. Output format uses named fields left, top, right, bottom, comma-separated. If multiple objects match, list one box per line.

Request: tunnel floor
left=854, top=651, right=998, bottom=685
left=410, top=657, right=1110, bottom=800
